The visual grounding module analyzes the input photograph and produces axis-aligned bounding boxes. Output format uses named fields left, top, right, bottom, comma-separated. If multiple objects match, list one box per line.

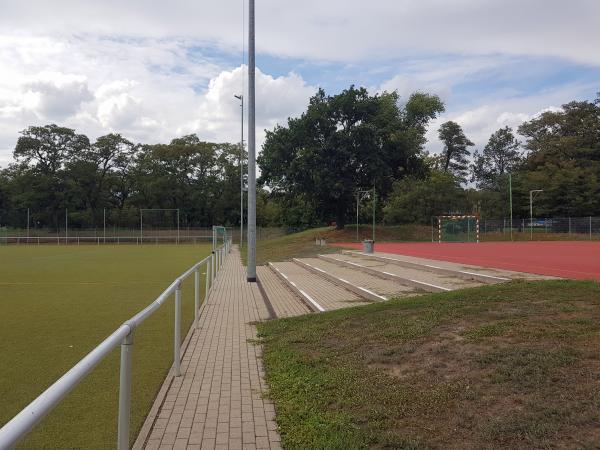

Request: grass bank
left=258, top=280, right=600, bottom=449
left=247, top=224, right=432, bottom=265
left=0, top=244, right=210, bottom=449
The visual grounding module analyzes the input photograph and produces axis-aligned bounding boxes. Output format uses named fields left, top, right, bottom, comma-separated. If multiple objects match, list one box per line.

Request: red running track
left=333, top=241, right=600, bottom=281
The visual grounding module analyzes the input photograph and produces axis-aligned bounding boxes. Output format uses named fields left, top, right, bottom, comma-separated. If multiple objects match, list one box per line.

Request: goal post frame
left=139, top=209, right=180, bottom=244
left=437, top=214, right=480, bottom=243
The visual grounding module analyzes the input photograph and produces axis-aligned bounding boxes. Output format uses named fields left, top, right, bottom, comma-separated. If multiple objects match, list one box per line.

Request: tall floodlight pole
left=234, top=94, right=244, bottom=249
left=372, top=186, right=376, bottom=242
left=529, top=189, right=543, bottom=240
left=246, top=0, right=256, bottom=282
left=509, top=173, right=513, bottom=241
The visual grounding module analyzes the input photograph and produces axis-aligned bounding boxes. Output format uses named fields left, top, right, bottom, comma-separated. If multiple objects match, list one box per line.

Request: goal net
left=437, top=215, right=479, bottom=243
left=140, top=209, right=180, bottom=243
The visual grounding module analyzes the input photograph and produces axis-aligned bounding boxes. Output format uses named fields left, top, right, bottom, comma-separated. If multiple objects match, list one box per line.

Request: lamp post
left=246, top=0, right=256, bottom=282
left=234, top=94, right=244, bottom=249
left=356, top=189, right=375, bottom=242
left=509, top=173, right=513, bottom=241
left=529, top=189, right=543, bottom=240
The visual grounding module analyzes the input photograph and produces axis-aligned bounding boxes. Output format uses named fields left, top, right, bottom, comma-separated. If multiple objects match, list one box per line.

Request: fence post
left=568, top=217, right=571, bottom=235
left=590, top=216, right=593, bottom=240
left=117, top=331, right=134, bottom=450
left=174, top=283, right=182, bottom=377
left=194, top=268, right=200, bottom=328
left=213, top=253, right=216, bottom=283
left=206, top=260, right=211, bottom=298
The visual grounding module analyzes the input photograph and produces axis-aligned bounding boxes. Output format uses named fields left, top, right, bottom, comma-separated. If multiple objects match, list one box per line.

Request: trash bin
left=363, top=240, right=374, bottom=253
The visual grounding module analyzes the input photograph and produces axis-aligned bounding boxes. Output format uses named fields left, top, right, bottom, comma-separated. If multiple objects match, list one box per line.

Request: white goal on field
left=140, top=209, right=180, bottom=244
left=437, top=215, right=480, bottom=243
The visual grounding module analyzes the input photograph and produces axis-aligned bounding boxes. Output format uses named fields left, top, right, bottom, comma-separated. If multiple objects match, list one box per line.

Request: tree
left=472, top=127, right=522, bottom=189
left=12, top=124, right=90, bottom=228
left=438, top=121, right=474, bottom=183
left=516, top=95, right=600, bottom=216
left=259, top=87, right=444, bottom=229
left=383, top=171, right=468, bottom=224
left=67, top=133, right=136, bottom=225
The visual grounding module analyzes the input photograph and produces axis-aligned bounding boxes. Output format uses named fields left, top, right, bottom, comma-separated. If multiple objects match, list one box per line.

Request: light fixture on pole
left=356, top=189, right=375, bottom=242
left=509, top=173, right=513, bottom=241
left=246, top=0, right=256, bottom=282
left=529, top=189, right=543, bottom=240
left=234, top=94, right=244, bottom=249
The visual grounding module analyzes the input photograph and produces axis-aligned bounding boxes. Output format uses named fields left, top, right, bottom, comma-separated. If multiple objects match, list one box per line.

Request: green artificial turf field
left=0, top=244, right=211, bottom=449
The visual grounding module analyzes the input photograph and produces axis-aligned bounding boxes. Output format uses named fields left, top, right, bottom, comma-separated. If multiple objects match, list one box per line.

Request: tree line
left=0, top=129, right=248, bottom=230
left=260, top=88, right=600, bottom=227
left=1, top=88, right=599, bottom=231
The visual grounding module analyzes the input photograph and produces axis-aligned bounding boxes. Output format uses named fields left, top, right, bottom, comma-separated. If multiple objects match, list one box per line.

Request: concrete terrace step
left=256, top=266, right=312, bottom=318
left=323, top=253, right=484, bottom=292
left=341, top=250, right=513, bottom=283
left=293, top=257, right=417, bottom=300
left=345, top=250, right=557, bottom=281
left=268, top=261, right=371, bottom=312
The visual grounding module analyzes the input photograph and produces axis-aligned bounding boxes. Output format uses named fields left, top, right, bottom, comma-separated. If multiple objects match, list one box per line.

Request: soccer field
left=0, top=244, right=211, bottom=449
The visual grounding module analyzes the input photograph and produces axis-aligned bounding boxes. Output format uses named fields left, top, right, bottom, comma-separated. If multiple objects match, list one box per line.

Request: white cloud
left=0, top=2, right=596, bottom=166
left=24, top=74, right=93, bottom=120
left=422, top=84, right=595, bottom=155
left=0, top=31, right=316, bottom=165
left=180, top=66, right=316, bottom=148
left=1, top=1, right=599, bottom=65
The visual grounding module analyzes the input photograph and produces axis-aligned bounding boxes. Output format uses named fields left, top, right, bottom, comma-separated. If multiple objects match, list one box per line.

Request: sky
left=0, top=0, right=599, bottom=167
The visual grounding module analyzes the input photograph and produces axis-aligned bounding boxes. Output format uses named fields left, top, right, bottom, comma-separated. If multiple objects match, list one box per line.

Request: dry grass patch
left=258, top=280, right=600, bottom=449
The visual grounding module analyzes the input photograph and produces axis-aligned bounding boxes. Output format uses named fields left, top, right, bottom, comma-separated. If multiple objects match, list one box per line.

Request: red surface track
left=333, top=241, right=600, bottom=281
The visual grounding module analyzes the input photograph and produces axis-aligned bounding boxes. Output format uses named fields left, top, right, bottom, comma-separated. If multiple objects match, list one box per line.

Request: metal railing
left=0, top=236, right=232, bottom=450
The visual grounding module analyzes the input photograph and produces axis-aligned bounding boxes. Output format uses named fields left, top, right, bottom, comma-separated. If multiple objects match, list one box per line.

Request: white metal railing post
left=210, top=250, right=217, bottom=288
left=174, top=283, right=182, bottom=377
left=117, top=330, right=134, bottom=450
left=206, top=259, right=211, bottom=294
left=194, top=268, right=200, bottom=328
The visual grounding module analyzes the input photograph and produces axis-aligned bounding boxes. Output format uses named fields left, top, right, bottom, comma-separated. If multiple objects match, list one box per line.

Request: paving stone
left=138, top=247, right=282, bottom=449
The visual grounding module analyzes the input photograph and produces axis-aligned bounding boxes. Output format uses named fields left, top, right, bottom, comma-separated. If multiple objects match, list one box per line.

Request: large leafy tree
left=12, top=124, right=89, bottom=227
left=516, top=95, right=600, bottom=216
left=67, top=133, right=136, bottom=224
left=131, top=135, right=242, bottom=226
left=259, top=87, right=444, bottom=229
left=471, top=126, right=523, bottom=189
left=438, top=121, right=474, bottom=183
left=383, top=171, right=468, bottom=224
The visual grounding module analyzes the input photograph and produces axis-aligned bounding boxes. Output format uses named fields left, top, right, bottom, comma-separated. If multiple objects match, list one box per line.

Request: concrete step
left=256, top=266, right=312, bottom=318
left=293, top=257, right=417, bottom=301
left=341, top=250, right=512, bottom=284
left=268, top=261, right=371, bottom=312
left=322, top=253, right=483, bottom=292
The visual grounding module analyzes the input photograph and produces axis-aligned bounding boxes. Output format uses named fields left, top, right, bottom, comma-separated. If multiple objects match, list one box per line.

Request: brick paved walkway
left=136, top=246, right=281, bottom=450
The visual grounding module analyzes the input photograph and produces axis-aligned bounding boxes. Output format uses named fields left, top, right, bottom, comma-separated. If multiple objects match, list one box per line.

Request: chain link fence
left=0, top=208, right=286, bottom=245
left=478, top=217, right=600, bottom=240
